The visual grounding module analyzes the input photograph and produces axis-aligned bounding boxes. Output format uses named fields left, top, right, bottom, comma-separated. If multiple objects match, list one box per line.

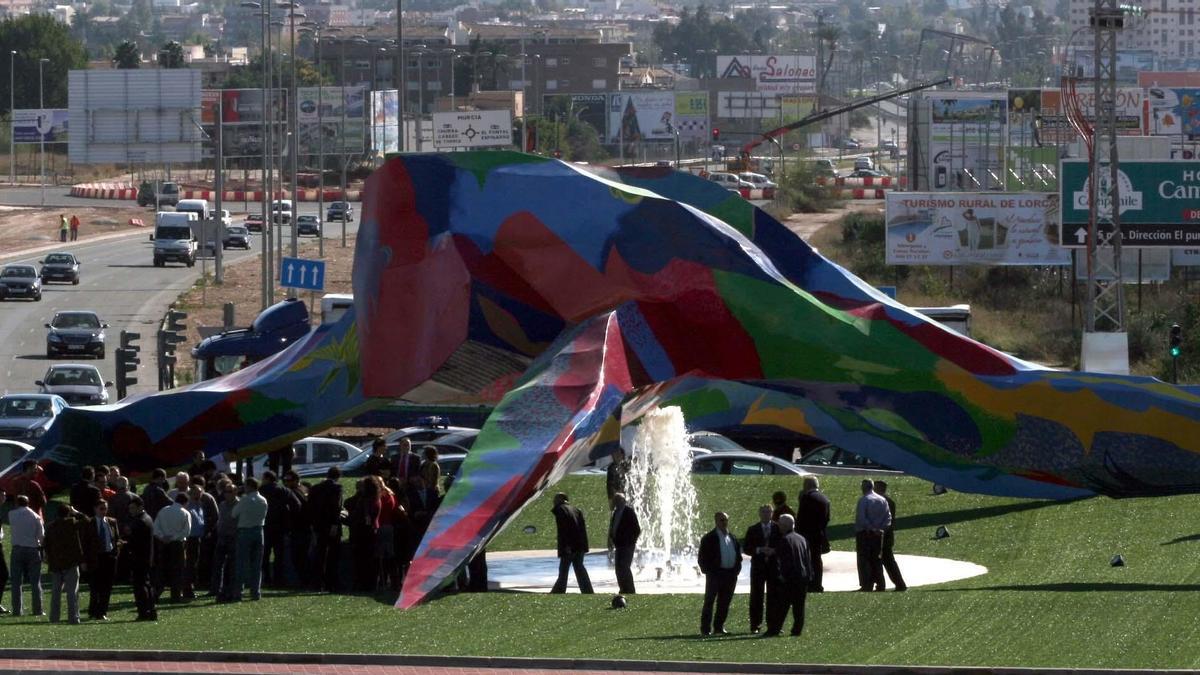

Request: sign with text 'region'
left=433, top=110, right=513, bottom=149
left=886, top=192, right=1069, bottom=266
left=280, top=257, right=325, bottom=291
left=1060, top=159, right=1200, bottom=247
left=716, top=55, right=816, bottom=94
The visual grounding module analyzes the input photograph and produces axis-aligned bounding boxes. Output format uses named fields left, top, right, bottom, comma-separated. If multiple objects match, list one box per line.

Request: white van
left=271, top=200, right=293, bottom=225
left=175, top=198, right=211, bottom=222
left=152, top=212, right=198, bottom=268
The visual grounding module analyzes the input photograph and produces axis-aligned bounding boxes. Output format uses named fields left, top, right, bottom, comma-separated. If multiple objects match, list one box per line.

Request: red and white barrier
left=826, top=187, right=888, bottom=200
left=70, top=183, right=362, bottom=203
left=816, top=175, right=907, bottom=188
left=736, top=187, right=775, bottom=200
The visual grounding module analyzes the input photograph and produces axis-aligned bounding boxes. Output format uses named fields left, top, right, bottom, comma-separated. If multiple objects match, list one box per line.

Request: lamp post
left=413, top=45, right=428, bottom=151
left=301, top=22, right=334, bottom=258
left=396, top=0, right=404, bottom=153
left=471, top=50, right=491, bottom=94
left=9, top=50, right=15, bottom=186
left=242, top=0, right=272, bottom=308
left=278, top=2, right=306, bottom=279
left=38, top=57, right=47, bottom=206
left=442, top=48, right=456, bottom=111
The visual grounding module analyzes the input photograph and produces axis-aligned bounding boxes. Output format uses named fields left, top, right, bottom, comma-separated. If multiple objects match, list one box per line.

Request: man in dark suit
left=307, top=467, right=344, bottom=592
left=875, top=481, right=907, bottom=592
left=259, top=471, right=301, bottom=588
left=550, top=492, right=593, bottom=594
left=607, top=492, right=640, bottom=594
left=120, top=496, right=157, bottom=621
left=698, top=512, right=742, bottom=636
left=742, top=504, right=779, bottom=633
left=796, top=476, right=831, bottom=592
left=391, top=438, right=422, bottom=482
left=82, top=499, right=122, bottom=621
left=765, top=514, right=813, bottom=637
left=70, top=466, right=102, bottom=516
left=140, top=469, right=171, bottom=520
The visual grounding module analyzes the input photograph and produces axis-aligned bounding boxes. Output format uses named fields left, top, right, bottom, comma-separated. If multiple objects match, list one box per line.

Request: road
left=0, top=188, right=355, bottom=401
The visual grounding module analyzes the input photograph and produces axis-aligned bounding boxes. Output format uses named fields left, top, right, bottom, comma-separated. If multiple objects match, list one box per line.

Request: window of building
left=427, top=81, right=442, bottom=91
left=560, top=57, right=570, bottom=65
left=592, top=57, right=607, bottom=67
left=558, top=79, right=569, bottom=88
left=592, top=78, right=607, bottom=89
left=545, top=58, right=557, bottom=67
left=545, top=80, right=557, bottom=90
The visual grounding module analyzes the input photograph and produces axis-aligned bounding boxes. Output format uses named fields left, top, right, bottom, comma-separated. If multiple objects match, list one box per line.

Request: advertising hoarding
left=886, top=192, right=1069, bottom=266
left=1007, top=88, right=1147, bottom=145
left=69, top=69, right=203, bottom=164
left=716, top=55, right=817, bottom=94
left=370, top=89, right=399, bottom=155
left=1069, top=49, right=1155, bottom=83
left=927, top=93, right=1006, bottom=191
left=297, top=86, right=365, bottom=122
left=432, top=110, right=513, bottom=149
left=296, top=86, right=366, bottom=155
left=1060, top=159, right=1200, bottom=247
left=608, top=91, right=676, bottom=144
left=1074, top=248, right=1171, bottom=282
left=673, top=92, right=708, bottom=138
left=716, top=91, right=780, bottom=119
left=12, top=109, right=68, bottom=143
left=542, top=94, right=608, bottom=139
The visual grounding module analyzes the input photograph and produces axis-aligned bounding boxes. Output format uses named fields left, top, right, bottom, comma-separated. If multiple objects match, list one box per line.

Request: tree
left=0, top=14, right=88, bottom=113
left=114, top=40, right=140, bottom=69
left=222, top=53, right=326, bottom=89
left=159, top=40, right=186, bottom=68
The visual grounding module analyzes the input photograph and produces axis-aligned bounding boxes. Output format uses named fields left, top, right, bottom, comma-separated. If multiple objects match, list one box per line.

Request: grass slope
left=1, top=475, right=1197, bottom=669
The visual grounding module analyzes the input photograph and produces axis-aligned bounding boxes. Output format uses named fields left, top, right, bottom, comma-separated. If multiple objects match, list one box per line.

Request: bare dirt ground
left=782, top=201, right=882, bottom=244
left=0, top=205, right=156, bottom=255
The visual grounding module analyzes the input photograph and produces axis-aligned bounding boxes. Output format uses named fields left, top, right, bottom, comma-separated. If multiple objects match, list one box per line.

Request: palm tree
left=113, top=40, right=140, bottom=68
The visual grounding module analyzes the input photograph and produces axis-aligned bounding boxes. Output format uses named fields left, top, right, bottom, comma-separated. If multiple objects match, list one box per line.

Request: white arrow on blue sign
left=279, top=256, right=326, bottom=291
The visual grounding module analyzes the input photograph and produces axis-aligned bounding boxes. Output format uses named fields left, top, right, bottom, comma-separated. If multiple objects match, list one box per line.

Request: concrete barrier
left=70, top=184, right=362, bottom=203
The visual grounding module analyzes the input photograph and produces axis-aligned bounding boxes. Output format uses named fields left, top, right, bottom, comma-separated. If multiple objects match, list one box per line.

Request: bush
left=779, top=162, right=841, bottom=214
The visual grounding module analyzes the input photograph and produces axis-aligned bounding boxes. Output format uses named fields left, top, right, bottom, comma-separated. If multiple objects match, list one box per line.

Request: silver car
left=222, top=225, right=251, bottom=250
left=36, top=364, right=112, bottom=406
left=39, top=252, right=81, bottom=285
left=0, top=394, right=68, bottom=441
left=252, top=436, right=364, bottom=478
left=691, top=450, right=812, bottom=476
left=46, top=311, right=109, bottom=359
left=0, top=264, right=42, bottom=301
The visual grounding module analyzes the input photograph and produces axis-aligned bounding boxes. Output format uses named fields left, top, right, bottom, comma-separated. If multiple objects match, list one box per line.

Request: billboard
left=1007, top=88, right=1147, bottom=146
left=886, top=192, right=1069, bottom=266
left=1069, top=49, right=1155, bottom=83
left=927, top=93, right=1006, bottom=191
left=12, top=109, right=68, bottom=143
left=716, top=55, right=817, bottom=94
left=69, top=70, right=203, bottom=164
left=542, top=94, right=608, bottom=139
left=432, top=110, right=513, bottom=149
left=1060, top=159, right=1200, bottom=247
left=716, top=91, right=780, bottom=119
left=674, top=92, right=708, bottom=138
left=370, top=89, right=400, bottom=155
left=1074, top=248, right=1171, bottom=282
left=296, top=86, right=366, bottom=155
left=608, top=91, right=676, bottom=144
left=297, top=86, right=365, bottom=123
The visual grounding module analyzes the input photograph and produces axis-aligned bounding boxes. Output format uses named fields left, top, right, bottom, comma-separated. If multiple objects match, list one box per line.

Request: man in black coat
left=698, top=512, right=742, bottom=636
left=259, top=471, right=301, bottom=588
left=765, top=514, right=813, bottom=637
left=550, top=492, right=593, bottom=594
left=140, top=469, right=171, bottom=520
left=70, top=466, right=102, bottom=516
left=120, top=496, right=157, bottom=621
left=796, top=476, right=831, bottom=592
left=875, top=481, right=907, bottom=592
left=742, top=504, right=779, bottom=633
left=82, top=499, right=122, bottom=621
left=607, top=492, right=640, bottom=595
left=307, top=467, right=344, bottom=592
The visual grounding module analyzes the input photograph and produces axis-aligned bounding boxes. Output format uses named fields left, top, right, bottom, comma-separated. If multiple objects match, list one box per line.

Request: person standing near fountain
left=874, top=481, right=907, bottom=592
left=765, top=514, right=813, bottom=637
left=742, top=504, right=779, bottom=633
left=605, top=449, right=630, bottom=502
left=550, top=493, right=594, bottom=594
left=854, top=479, right=891, bottom=592
left=608, top=493, right=641, bottom=594
left=796, top=476, right=831, bottom=593
left=698, top=512, right=742, bottom=636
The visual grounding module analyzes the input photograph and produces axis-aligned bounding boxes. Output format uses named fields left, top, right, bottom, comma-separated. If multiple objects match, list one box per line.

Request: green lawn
left=3, top=474, right=1199, bottom=669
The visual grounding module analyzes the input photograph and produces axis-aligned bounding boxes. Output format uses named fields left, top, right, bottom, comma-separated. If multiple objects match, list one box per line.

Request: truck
left=152, top=212, right=199, bottom=267
left=191, top=297, right=311, bottom=382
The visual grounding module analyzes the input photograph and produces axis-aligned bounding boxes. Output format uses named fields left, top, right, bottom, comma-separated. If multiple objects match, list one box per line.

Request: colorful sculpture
left=9, top=152, right=1200, bottom=610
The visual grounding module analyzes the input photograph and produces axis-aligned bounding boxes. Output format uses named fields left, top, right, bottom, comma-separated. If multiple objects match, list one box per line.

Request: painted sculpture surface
left=9, top=152, right=1200, bottom=609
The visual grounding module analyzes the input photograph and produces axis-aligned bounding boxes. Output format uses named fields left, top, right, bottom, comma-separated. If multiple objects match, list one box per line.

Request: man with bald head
left=765, top=514, right=813, bottom=637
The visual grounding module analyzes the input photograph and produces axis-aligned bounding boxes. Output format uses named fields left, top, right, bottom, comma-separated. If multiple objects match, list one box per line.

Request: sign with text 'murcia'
left=1060, top=159, right=1200, bottom=247
left=280, top=257, right=325, bottom=291
left=432, top=110, right=513, bottom=149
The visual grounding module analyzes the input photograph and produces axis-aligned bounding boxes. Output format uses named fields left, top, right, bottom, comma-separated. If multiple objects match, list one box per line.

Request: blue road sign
left=280, top=257, right=326, bottom=291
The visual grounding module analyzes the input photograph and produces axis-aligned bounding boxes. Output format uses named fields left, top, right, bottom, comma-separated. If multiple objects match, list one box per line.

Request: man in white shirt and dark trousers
left=232, top=477, right=269, bottom=601
left=9, top=495, right=45, bottom=616
left=697, top=512, right=742, bottom=636
left=855, top=479, right=891, bottom=592
left=152, top=493, right=192, bottom=603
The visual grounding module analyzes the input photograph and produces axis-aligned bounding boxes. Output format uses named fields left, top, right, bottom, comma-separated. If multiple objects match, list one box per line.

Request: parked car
left=0, top=394, right=68, bottom=441
left=692, top=450, right=811, bottom=476
left=853, top=156, right=875, bottom=171
left=0, top=265, right=42, bottom=301
left=833, top=137, right=861, bottom=150
left=687, top=431, right=750, bottom=454
left=0, top=440, right=34, bottom=470
left=881, top=139, right=899, bottom=152
left=326, top=201, right=354, bottom=222
left=45, top=310, right=109, bottom=359
left=848, top=168, right=888, bottom=178
left=738, top=172, right=778, bottom=190
left=36, top=364, right=112, bottom=406
left=223, top=225, right=252, bottom=250
left=137, top=181, right=179, bottom=207
left=252, top=436, right=364, bottom=478
left=341, top=441, right=467, bottom=482
left=296, top=215, right=322, bottom=237
left=372, top=418, right=479, bottom=449
left=245, top=214, right=266, bottom=233
left=38, top=252, right=81, bottom=285
left=708, top=172, right=754, bottom=192
left=794, top=444, right=898, bottom=475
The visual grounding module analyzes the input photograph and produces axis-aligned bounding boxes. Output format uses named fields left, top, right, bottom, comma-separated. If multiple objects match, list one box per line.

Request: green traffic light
left=1171, top=346, right=1182, bottom=358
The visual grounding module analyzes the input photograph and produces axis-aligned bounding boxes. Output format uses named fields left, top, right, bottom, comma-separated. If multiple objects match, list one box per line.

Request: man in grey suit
left=765, top=514, right=813, bottom=637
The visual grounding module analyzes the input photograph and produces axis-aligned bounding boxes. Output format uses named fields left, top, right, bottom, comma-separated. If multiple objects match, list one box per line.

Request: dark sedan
left=326, top=201, right=354, bottom=222
left=0, top=265, right=42, bottom=301
left=223, top=225, right=252, bottom=249
left=39, top=252, right=80, bottom=285
left=296, top=215, right=322, bottom=237
left=45, top=310, right=108, bottom=359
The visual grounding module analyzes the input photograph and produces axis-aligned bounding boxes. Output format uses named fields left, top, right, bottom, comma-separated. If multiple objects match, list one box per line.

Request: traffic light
left=1170, top=323, right=1183, bottom=358
left=115, top=330, right=141, bottom=400
left=167, top=309, right=187, bottom=333
left=712, top=128, right=720, bottom=142
left=158, top=309, right=187, bottom=390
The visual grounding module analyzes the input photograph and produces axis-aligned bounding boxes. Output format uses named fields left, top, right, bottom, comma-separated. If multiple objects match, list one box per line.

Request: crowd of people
left=556, top=471, right=907, bottom=638
left=0, top=436, right=464, bottom=623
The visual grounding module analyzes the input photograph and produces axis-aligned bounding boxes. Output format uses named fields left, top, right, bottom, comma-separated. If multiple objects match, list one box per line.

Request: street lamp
left=413, top=45, right=428, bottom=151
left=472, top=50, right=491, bottom=94
left=9, top=50, right=15, bottom=186
left=278, top=2, right=306, bottom=269
left=241, top=0, right=272, bottom=308
left=442, top=48, right=456, bottom=111
left=301, top=21, right=335, bottom=258
left=38, top=57, right=48, bottom=207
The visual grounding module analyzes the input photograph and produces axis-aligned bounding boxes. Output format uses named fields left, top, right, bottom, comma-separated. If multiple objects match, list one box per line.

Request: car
left=848, top=168, right=888, bottom=178
left=137, top=180, right=180, bottom=207
left=834, top=137, right=861, bottom=150
left=0, top=265, right=42, bottom=301
left=251, top=436, right=364, bottom=478
left=794, top=444, right=898, bottom=475
left=0, top=394, right=68, bottom=441
left=223, top=225, right=252, bottom=250
left=854, top=156, right=875, bottom=171
left=371, top=418, right=479, bottom=449
left=39, top=252, right=80, bottom=285
left=809, top=158, right=836, bottom=176
left=340, top=441, right=467, bottom=483
left=35, top=364, right=112, bottom=406
left=708, top=172, right=754, bottom=192
left=881, top=139, right=899, bottom=152
left=219, top=209, right=232, bottom=228
left=326, top=201, right=354, bottom=222
left=738, top=172, right=778, bottom=190
left=296, top=214, right=322, bottom=237
left=0, top=440, right=34, bottom=471
left=271, top=200, right=293, bottom=225
left=691, top=450, right=812, bottom=476
left=45, top=311, right=109, bottom=359
left=687, top=431, right=749, bottom=453
left=245, top=214, right=266, bottom=233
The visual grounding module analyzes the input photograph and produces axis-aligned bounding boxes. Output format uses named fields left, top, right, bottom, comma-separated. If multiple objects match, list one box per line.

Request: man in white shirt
left=854, top=479, right=892, bottom=592
left=697, top=511, right=742, bottom=636
left=152, top=493, right=192, bottom=603
left=8, top=495, right=45, bottom=616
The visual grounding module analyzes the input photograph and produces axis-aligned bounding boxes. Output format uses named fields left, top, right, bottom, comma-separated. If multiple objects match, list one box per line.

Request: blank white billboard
left=69, top=70, right=203, bottom=164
